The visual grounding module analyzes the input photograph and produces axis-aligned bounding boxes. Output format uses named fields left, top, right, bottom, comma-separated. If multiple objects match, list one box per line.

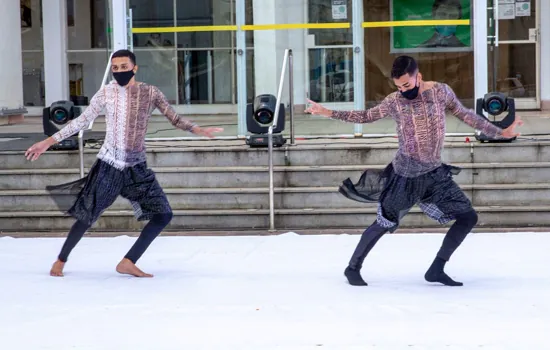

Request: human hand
left=304, top=99, right=332, bottom=117
left=191, top=126, right=224, bottom=138
left=25, top=138, right=55, bottom=161
left=501, top=116, right=524, bottom=139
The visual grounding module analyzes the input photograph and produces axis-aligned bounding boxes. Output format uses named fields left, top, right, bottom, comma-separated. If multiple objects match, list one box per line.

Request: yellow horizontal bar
left=131, top=19, right=469, bottom=34
left=132, top=25, right=237, bottom=33
left=241, top=23, right=350, bottom=30
left=362, top=19, right=470, bottom=28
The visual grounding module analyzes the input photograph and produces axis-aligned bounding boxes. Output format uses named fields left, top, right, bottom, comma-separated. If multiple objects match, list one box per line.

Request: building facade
left=2, top=0, right=549, bottom=135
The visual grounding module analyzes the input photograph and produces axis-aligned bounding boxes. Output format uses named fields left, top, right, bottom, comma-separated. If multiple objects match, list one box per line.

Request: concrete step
left=0, top=206, right=548, bottom=232
left=1, top=184, right=550, bottom=212
left=1, top=162, right=549, bottom=190
left=2, top=140, right=549, bottom=169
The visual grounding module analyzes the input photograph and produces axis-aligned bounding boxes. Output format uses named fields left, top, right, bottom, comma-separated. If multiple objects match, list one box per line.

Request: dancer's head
left=111, top=49, right=138, bottom=86
left=391, top=56, right=422, bottom=100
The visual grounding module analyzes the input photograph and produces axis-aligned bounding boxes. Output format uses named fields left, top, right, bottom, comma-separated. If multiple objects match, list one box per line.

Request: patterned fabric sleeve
left=52, top=88, right=106, bottom=142
left=329, top=95, right=393, bottom=124
left=443, top=83, right=503, bottom=139
left=153, top=87, right=198, bottom=132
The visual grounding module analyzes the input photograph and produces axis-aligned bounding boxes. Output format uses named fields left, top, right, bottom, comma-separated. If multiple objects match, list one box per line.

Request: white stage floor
left=1, top=232, right=548, bottom=349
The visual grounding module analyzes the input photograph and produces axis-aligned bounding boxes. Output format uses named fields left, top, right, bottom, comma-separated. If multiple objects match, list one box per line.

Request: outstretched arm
left=25, top=88, right=106, bottom=161
left=305, top=97, right=391, bottom=124
left=153, top=87, right=198, bottom=132
left=153, top=87, right=223, bottom=138
left=52, top=88, right=106, bottom=142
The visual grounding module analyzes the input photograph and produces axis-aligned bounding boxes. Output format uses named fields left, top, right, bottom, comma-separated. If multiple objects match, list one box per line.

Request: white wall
left=252, top=0, right=307, bottom=107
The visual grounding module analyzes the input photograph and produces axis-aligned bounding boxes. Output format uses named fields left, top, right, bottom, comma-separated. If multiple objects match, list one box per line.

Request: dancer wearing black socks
left=306, top=56, right=523, bottom=286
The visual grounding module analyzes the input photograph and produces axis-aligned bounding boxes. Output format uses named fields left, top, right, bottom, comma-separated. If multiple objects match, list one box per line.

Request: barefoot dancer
left=306, top=55, right=523, bottom=287
left=25, top=49, right=222, bottom=277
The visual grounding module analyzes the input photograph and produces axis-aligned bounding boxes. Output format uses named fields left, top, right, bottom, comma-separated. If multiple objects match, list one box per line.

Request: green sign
left=390, top=0, right=472, bottom=53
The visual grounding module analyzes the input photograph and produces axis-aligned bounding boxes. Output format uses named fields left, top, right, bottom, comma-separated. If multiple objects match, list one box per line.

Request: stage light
left=474, top=92, right=516, bottom=143
left=42, top=100, right=82, bottom=150
left=245, top=94, right=286, bottom=147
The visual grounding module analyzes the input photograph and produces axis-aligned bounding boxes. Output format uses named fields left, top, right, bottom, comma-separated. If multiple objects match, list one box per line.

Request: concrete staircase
left=0, top=139, right=549, bottom=232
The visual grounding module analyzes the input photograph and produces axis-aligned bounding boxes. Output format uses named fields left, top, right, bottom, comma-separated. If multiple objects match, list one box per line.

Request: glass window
left=130, top=0, right=238, bottom=104
left=130, top=0, right=175, bottom=48
left=65, top=0, right=111, bottom=105
left=307, top=0, right=353, bottom=103
left=308, top=48, right=354, bottom=102
left=364, top=0, right=475, bottom=108
left=308, top=0, right=352, bottom=46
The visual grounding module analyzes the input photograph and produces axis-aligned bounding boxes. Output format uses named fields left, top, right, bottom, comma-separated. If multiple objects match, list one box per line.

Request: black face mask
left=400, top=76, right=420, bottom=100
left=113, top=70, right=135, bottom=86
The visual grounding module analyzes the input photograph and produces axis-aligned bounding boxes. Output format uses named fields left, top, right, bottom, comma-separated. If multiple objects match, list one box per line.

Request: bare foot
left=116, top=258, right=153, bottom=278
left=50, top=259, right=65, bottom=277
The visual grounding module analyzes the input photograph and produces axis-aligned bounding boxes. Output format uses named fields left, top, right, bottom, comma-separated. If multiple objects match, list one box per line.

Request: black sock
left=344, top=221, right=387, bottom=286
left=344, top=266, right=368, bottom=286
left=425, top=257, right=463, bottom=286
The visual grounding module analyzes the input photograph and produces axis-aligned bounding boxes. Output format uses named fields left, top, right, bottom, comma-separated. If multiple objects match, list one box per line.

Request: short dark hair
left=391, top=56, right=418, bottom=79
left=111, top=49, right=136, bottom=65
left=432, top=0, right=463, bottom=18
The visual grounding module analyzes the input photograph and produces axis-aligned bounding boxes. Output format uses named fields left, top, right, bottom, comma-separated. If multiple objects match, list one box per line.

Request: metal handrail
left=268, top=48, right=294, bottom=231
left=78, top=54, right=112, bottom=177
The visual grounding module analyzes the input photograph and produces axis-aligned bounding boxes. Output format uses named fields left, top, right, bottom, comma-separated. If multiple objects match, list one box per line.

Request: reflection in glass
left=308, top=48, right=353, bottom=103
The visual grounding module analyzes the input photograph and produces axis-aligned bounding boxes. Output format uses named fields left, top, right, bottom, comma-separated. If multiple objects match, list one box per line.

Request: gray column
left=0, top=0, right=26, bottom=121
left=352, top=0, right=364, bottom=136
left=540, top=0, right=549, bottom=109
left=236, top=0, right=247, bottom=137
left=43, top=0, right=69, bottom=106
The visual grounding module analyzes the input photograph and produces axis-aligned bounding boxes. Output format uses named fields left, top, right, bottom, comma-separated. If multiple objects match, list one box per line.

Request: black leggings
left=348, top=209, right=478, bottom=269
left=58, top=212, right=173, bottom=263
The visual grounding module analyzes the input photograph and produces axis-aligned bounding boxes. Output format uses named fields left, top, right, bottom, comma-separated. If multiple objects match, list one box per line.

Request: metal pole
left=272, top=49, right=290, bottom=129
left=268, top=125, right=274, bottom=231
left=185, top=50, right=191, bottom=104
left=269, top=49, right=290, bottom=231
left=78, top=135, right=85, bottom=177
left=207, top=50, right=213, bottom=104
left=493, top=0, right=499, bottom=91
left=289, top=49, right=295, bottom=145
left=236, top=0, right=247, bottom=137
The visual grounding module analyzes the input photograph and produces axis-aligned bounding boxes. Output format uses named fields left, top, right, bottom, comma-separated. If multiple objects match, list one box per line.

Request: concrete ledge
left=0, top=114, right=24, bottom=125
left=542, top=100, right=550, bottom=111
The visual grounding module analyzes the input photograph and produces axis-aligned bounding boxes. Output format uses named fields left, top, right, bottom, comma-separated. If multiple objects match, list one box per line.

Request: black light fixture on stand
left=474, top=92, right=516, bottom=143
left=42, top=100, right=82, bottom=150
left=245, top=94, right=286, bottom=147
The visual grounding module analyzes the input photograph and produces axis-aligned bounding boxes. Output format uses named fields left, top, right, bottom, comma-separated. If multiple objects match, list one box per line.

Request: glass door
left=488, top=0, right=540, bottom=109
left=306, top=0, right=354, bottom=108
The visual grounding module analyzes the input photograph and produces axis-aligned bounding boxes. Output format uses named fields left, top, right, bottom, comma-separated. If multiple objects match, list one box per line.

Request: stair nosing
left=2, top=162, right=550, bottom=174
left=1, top=206, right=549, bottom=217
left=1, top=183, right=550, bottom=196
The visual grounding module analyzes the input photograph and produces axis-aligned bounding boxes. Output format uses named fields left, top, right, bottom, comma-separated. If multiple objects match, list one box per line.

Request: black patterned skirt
left=339, top=163, right=473, bottom=232
left=46, top=159, right=172, bottom=226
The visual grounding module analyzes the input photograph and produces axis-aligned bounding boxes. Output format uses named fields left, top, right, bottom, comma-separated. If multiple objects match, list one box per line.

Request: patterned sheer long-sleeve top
left=52, top=81, right=197, bottom=170
left=330, top=82, right=504, bottom=177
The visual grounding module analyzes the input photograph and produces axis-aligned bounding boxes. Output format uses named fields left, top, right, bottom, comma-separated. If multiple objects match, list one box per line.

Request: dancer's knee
left=152, top=212, right=173, bottom=227
left=456, top=209, right=478, bottom=228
